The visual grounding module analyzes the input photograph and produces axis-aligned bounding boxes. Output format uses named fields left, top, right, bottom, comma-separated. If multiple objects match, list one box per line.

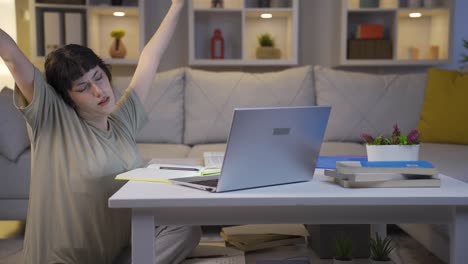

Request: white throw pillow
left=184, top=66, right=315, bottom=145
left=314, top=65, right=427, bottom=142
left=113, top=68, right=185, bottom=144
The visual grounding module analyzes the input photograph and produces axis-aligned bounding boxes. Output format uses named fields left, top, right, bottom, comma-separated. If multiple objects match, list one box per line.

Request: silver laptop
left=169, top=106, right=331, bottom=192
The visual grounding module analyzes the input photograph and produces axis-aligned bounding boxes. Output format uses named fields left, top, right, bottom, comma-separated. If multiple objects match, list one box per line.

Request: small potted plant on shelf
left=333, top=233, right=354, bottom=264
left=256, top=33, right=281, bottom=59
left=369, top=233, right=394, bottom=264
left=109, top=29, right=127, bottom=59
left=360, top=123, right=421, bottom=161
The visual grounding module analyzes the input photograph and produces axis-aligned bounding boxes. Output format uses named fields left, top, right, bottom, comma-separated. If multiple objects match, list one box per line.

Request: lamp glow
left=113, top=11, right=126, bottom=17
left=409, top=12, right=422, bottom=18
left=260, top=13, right=272, bottom=19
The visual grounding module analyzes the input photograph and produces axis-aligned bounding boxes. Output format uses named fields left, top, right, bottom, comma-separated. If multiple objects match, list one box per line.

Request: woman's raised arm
left=126, top=0, right=185, bottom=101
left=0, top=28, right=35, bottom=103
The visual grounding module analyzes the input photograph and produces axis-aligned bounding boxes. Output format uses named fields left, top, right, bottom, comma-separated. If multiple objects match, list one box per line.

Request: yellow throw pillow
left=418, top=68, right=468, bottom=144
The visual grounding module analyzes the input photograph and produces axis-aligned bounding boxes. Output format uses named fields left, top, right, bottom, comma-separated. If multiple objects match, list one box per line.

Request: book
left=324, top=169, right=439, bottom=182
left=220, top=232, right=296, bottom=244
left=221, top=224, right=309, bottom=237
left=336, top=161, right=438, bottom=176
left=356, top=24, right=384, bottom=39
left=315, top=156, right=367, bottom=169
left=115, top=163, right=220, bottom=183
left=324, top=170, right=441, bottom=188
left=333, top=176, right=441, bottom=188
left=219, top=224, right=309, bottom=252
left=203, top=152, right=225, bottom=169
left=226, top=237, right=306, bottom=252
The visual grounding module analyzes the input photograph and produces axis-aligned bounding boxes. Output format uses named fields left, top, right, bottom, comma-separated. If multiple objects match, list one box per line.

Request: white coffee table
left=109, top=170, right=468, bottom=264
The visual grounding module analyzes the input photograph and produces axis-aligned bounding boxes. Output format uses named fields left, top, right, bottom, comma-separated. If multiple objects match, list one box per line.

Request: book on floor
left=225, top=236, right=306, bottom=252
left=220, top=225, right=309, bottom=252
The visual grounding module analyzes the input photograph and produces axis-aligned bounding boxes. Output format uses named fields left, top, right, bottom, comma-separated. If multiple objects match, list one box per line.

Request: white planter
left=333, top=259, right=354, bottom=264
left=366, top=145, right=420, bottom=161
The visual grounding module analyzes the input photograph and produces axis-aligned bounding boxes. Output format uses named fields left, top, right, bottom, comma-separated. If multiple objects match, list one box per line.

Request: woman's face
left=68, top=66, right=115, bottom=121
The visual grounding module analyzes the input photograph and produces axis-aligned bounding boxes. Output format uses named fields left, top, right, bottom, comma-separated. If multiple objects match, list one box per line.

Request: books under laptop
left=169, top=106, right=331, bottom=192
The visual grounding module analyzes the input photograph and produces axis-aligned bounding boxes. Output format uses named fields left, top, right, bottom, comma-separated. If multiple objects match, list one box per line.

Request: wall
left=14, top=0, right=468, bottom=76
left=151, top=0, right=467, bottom=73
left=0, top=0, right=17, bottom=89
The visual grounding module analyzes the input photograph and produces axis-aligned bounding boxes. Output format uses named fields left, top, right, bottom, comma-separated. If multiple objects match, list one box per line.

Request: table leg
left=132, top=210, right=155, bottom=264
left=371, top=224, right=387, bottom=239
left=450, top=206, right=468, bottom=264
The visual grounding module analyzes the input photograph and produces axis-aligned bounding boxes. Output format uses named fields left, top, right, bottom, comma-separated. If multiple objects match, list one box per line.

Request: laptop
left=169, top=106, right=331, bottom=192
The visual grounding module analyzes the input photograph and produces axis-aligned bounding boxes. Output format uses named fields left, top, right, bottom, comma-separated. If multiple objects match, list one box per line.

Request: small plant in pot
left=369, top=233, right=394, bottom=264
left=360, top=123, right=421, bottom=161
left=333, top=233, right=354, bottom=263
left=256, top=33, right=281, bottom=59
left=109, top=29, right=127, bottom=58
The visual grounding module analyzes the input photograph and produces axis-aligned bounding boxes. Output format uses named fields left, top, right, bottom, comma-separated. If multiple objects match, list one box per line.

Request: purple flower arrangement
left=360, top=124, right=420, bottom=145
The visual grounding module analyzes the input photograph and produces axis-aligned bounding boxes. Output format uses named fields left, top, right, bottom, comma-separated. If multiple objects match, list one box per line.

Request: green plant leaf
left=334, top=233, right=353, bottom=260
left=257, top=33, right=275, bottom=47
left=370, top=232, right=394, bottom=261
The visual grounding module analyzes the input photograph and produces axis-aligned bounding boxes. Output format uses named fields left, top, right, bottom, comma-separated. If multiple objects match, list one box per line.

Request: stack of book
left=325, top=160, right=440, bottom=188
left=219, top=224, right=309, bottom=252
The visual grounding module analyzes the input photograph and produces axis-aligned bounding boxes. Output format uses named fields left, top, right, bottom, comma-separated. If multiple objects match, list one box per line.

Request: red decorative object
left=210, top=29, right=224, bottom=59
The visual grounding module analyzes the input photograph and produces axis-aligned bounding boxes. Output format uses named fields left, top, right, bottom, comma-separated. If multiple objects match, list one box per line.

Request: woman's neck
left=85, top=117, right=109, bottom=131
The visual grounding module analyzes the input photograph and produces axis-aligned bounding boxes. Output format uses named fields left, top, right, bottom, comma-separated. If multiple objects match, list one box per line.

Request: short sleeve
left=112, top=89, right=148, bottom=138
left=13, top=67, right=73, bottom=132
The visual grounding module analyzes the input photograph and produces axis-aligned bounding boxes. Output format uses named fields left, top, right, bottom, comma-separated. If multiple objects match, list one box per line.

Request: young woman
left=0, top=0, right=201, bottom=263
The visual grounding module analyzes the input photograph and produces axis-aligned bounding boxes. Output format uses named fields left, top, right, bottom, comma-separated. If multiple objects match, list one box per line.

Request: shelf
left=30, top=0, right=145, bottom=64
left=193, top=0, right=243, bottom=9
left=339, top=0, right=452, bottom=66
left=89, top=6, right=139, bottom=16
left=35, top=3, right=86, bottom=9
left=193, top=8, right=242, bottom=12
left=188, top=0, right=298, bottom=66
left=103, top=58, right=139, bottom=65
left=340, top=59, right=451, bottom=66
left=188, top=58, right=297, bottom=66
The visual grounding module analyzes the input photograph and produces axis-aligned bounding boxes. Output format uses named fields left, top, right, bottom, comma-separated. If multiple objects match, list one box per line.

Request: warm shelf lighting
left=260, top=13, right=272, bottom=19
left=113, top=11, right=126, bottom=17
left=409, top=12, right=422, bottom=18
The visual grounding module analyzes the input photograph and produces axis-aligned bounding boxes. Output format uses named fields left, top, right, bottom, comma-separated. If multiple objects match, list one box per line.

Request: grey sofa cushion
left=184, top=66, right=315, bottom=145
left=113, top=68, right=185, bottom=144
left=314, top=66, right=427, bottom=142
left=0, top=150, right=30, bottom=199
left=0, top=88, right=30, bottom=161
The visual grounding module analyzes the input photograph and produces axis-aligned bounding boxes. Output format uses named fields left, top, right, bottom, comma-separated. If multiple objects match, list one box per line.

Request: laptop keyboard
left=194, top=179, right=219, bottom=187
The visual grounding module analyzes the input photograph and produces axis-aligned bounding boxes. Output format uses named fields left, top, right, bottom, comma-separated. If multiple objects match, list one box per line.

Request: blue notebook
left=316, top=156, right=367, bottom=169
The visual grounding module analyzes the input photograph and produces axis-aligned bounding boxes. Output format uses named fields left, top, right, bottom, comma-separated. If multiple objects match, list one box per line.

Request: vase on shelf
left=109, top=38, right=127, bottom=59
left=366, top=145, right=420, bottom=161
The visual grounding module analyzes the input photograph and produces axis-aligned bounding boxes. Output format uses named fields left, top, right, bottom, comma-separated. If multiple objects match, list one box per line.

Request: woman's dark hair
left=44, top=44, right=112, bottom=108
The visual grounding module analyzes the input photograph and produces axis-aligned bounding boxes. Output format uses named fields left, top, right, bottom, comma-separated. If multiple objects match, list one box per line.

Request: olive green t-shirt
left=14, top=67, right=148, bottom=264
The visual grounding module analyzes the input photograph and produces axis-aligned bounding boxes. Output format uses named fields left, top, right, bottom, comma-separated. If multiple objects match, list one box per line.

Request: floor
left=0, top=223, right=445, bottom=264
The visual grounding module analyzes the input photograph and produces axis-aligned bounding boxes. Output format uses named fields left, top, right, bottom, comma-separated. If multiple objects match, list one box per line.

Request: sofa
left=1, top=65, right=467, bottom=263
